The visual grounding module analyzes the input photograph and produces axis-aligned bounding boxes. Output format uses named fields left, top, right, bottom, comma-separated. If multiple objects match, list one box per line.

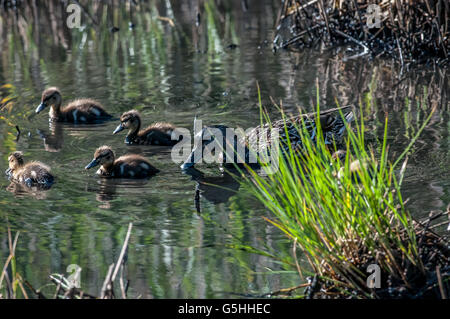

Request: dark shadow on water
left=182, top=167, right=242, bottom=210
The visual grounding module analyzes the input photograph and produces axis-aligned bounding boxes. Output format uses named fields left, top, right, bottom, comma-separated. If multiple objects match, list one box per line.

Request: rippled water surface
left=0, top=0, right=448, bottom=298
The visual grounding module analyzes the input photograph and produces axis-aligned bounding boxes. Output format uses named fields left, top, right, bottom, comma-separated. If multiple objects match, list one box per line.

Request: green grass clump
left=241, top=93, right=436, bottom=298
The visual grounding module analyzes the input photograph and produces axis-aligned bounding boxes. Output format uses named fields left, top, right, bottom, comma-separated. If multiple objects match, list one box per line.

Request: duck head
left=6, top=151, right=24, bottom=175
left=113, top=110, right=141, bottom=137
left=36, top=87, right=62, bottom=114
left=181, top=125, right=241, bottom=170
left=85, top=145, right=115, bottom=170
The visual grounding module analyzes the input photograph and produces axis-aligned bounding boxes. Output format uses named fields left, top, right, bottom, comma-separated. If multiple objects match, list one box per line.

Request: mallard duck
left=5, top=151, right=54, bottom=188
left=180, top=109, right=354, bottom=170
left=113, top=110, right=178, bottom=146
left=35, top=87, right=112, bottom=123
left=85, top=145, right=159, bottom=178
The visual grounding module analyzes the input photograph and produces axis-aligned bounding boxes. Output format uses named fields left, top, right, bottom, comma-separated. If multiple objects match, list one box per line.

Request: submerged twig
left=100, top=264, right=115, bottom=299
left=100, top=222, right=133, bottom=299
left=15, top=125, right=20, bottom=142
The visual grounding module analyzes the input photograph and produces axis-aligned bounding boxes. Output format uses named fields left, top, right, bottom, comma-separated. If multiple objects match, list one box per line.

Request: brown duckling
left=113, top=110, right=178, bottom=146
left=35, top=87, right=112, bottom=123
left=331, top=150, right=378, bottom=181
left=5, top=151, right=54, bottom=188
left=85, top=145, right=159, bottom=178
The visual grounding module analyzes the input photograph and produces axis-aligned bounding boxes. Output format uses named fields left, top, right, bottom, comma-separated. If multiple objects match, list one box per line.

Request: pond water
left=0, top=0, right=448, bottom=298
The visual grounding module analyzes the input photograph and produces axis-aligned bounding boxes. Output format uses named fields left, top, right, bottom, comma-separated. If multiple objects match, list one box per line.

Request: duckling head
left=6, top=151, right=24, bottom=175
left=36, top=87, right=62, bottom=114
left=85, top=146, right=115, bottom=170
left=113, top=110, right=141, bottom=136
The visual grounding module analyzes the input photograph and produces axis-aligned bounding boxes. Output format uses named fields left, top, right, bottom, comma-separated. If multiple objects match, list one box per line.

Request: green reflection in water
left=0, top=0, right=448, bottom=298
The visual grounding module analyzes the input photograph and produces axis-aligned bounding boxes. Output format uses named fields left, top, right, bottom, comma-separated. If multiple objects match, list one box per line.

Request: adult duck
left=180, top=108, right=354, bottom=170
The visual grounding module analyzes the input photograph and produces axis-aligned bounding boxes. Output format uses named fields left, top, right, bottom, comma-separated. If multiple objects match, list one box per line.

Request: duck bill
left=113, top=123, right=124, bottom=135
left=85, top=158, right=100, bottom=170
left=5, top=168, right=11, bottom=176
left=35, top=102, right=47, bottom=114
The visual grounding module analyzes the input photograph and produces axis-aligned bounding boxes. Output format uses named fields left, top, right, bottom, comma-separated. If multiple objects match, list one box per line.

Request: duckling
left=331, top=150, right=378, bottom=181
left=85, top=145, right=159, bottom=178
left=113, top=110, right=178, bottom=146
left=35, top=87, right=112, bottom=123
left=5, top=151, right=54, bottom=188
left=337, top=158, right=378, bottom=181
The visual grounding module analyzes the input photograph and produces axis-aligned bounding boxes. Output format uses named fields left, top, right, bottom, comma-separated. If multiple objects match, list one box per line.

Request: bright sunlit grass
left=239, top=88, right=436, bottom=298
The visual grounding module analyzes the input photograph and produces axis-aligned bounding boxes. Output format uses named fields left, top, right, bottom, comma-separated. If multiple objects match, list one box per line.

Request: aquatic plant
left=0, top=223, right=133, bottom=299
left=240, top=88, right=449, bottom=298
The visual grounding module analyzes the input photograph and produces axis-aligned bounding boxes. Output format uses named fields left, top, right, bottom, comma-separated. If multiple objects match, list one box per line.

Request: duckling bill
left=113, top=110, right=179, bottom=146
left=85, top=145, right=159, bottom=178
left=36, top=87, right=112, bottom=123
left=6, top=151, right=54, bottom=188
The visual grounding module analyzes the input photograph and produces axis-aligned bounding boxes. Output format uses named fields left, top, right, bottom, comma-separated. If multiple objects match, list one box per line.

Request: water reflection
left=84, top=178, right=118, bottom=209
left=183, top=167, right=241, bottom=209
left=84, top=177, right=155, bottom=209
left=37, top=122, right=64, bottom=152
left=5, top=181, right=50, bottom=200
left=0, top=0, right=448, bottom=298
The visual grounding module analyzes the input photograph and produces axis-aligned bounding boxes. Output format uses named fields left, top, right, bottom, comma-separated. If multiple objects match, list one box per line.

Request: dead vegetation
left=0, top=222, right=133, bottom=299
left=274, top=0, right=449, bottom=67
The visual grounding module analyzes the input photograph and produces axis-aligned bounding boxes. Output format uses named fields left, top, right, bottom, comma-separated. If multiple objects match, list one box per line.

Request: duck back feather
left=10, top=161, right=54, bottom=188
left=98, top=155, right=159, bottom=178
left=58, top=99, right=112, bottom=123
left=135, top=122, right=177, bottom=146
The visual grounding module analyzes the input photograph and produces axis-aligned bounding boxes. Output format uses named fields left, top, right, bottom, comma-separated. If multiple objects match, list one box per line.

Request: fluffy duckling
left=85, top=145, right=159, bottom=178
left=35, top=87, right=112, bottom=123
left=5, top=151, right=54, bottom=188
left=331, top=150, right=378, bottom=181
left=113, top=110, right=178, bottom=146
